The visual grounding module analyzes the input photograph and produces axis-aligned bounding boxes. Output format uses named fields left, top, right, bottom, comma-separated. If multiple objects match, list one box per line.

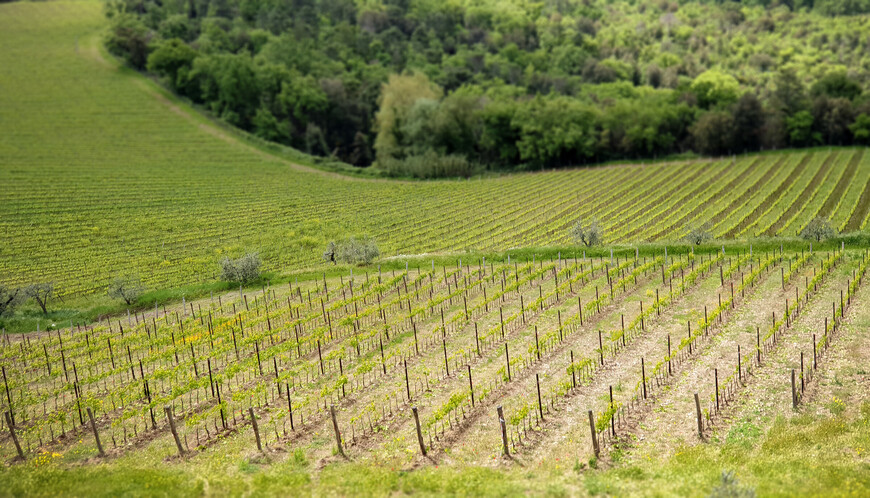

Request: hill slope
left=1, top=0, right=869, bottom=297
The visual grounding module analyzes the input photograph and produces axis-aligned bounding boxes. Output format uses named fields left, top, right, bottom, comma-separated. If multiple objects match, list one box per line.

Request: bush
left=800, top=217, right=837, bottom=241
left=0, top=285, right=24, bottom=319
left=324, top=238, right=379, bottom=265
left=570, top=217, right=602, bottom=247
left=379, top=150, right=476, bottom=179
left=685, top=225, right=713, bottom=245
left=220, top=253, right=262, bottom=284
left=107, top=276, right=145, bottom=305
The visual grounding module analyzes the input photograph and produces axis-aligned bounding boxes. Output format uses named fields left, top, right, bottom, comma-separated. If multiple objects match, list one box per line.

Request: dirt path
left=419, top=260, right=723, bottom=466
left=627, top=254, right=854, bottom=462
left=704, top=256, right=862, bottom=440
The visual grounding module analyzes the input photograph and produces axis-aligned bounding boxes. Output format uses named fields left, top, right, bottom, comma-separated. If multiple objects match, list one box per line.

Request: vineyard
left=2, top=1, right=870, bottom=495
left=2, top=2, right=870, bottom=300
left=1, top=242, right=869, bottom=494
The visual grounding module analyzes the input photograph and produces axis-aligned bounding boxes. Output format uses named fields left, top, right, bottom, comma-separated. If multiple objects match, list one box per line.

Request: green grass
left=1, top=0, right=869, bottom=302
left=1, top=405, right=867, bottom=497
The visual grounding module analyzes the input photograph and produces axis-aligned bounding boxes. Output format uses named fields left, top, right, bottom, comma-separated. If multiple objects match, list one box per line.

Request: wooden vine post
left=164, top=406, right=185, bottom=456
left=588, top=410, right=599, bottom=458
left=412, top=407, right=426, bottom=456
left=467, top=364, right=474, bottom=407
left=249, top=408, right=262, bottom=452
left=86, top=407, right=105, bottom=457
left=791, top=369, right=798, bottom=408
left=5, top=411, right=23, bottom=460
left=330, top=405, right=344, bottom=457
left=497, top=406, right=509, bottom=457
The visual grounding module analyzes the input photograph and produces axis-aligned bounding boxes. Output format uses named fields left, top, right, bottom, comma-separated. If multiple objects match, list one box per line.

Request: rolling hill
left=1, top=0, right=869, bottom=300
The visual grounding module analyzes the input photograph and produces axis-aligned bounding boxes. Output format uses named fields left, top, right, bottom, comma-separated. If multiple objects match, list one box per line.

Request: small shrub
left=220, top=253, right=262, bottom=284
left=685, top=225, right=713, bottom=245
left=325, top=237, right=379, bottom=265
left=338, top=237, right=380, bottom=265
left=380, top=151, right=477, bottom=179
left=107, top=276, right=145, bottom=305
left=709, top=470, right=755, bottom=498
left=570, top=217, right=602, bottom=246
left=800, top=217, right=837, bottom=241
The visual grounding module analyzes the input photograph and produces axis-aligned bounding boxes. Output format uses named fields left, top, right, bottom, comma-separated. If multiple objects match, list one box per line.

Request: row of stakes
left=1, top=295, right=849, bottom=462
left=0, top=367, right=822, bottom=462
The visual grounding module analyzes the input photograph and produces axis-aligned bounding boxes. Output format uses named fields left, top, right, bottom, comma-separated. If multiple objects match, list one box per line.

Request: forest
left=106, top=0, right=870, bottom=177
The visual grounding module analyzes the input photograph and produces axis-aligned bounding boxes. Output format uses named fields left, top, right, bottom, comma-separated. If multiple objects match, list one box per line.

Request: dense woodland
left=106, top=0, right=870, bottom=177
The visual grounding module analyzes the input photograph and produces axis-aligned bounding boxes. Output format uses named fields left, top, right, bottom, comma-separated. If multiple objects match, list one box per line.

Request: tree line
left=106, top=0, right=870, bottom=177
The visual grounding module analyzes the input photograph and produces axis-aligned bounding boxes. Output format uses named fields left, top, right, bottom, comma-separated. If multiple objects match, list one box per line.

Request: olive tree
left=323, top=241, right=337, bottom=264
left=25, top=282, right=54, bottom=315
left=684, top=225, right=713, bottom=245
left=570, top=217, right=602, bottom=247
left=108, top=276, right=145, bottom=305
left=800, top=217, right=837, bottom=242
left=324, top=237, right=379, bottom=265
left=0, top=285, right=23, bottom=319
left=220, top=253, right=261, bottom=284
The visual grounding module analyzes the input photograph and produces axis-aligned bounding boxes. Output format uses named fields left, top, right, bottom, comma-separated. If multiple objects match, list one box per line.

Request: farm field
left=1, top=245, right=869, bottom=495
left=2, top=1, right=870, bottom=496
left=2, top=1, right=870, bottom=300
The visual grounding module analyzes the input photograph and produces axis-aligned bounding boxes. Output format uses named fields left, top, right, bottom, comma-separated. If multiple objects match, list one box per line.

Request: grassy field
left=1, top=1, right=870, bottom=301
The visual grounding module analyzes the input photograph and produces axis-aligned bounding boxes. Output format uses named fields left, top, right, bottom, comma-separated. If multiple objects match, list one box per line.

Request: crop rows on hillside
left=1, top=246, right=865, bottom=466
left=2, top=4, right=870, bottom=298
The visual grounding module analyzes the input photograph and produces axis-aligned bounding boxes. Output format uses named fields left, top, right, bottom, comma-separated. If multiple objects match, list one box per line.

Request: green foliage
left=685, top=225, right=713, bottom=246
left=219, top=253, right=262, bottom=284
left=107, top=276, right=144, bottom=306
left=380, top=150, right=475, bottom=179
left=570, top=217, right=602, bottom=247
left=190, top=53, right=260, bottom=127
left=786, top=111, right=819, bottom=147
left=0, top=284, right=24, bottom=318
left=326, top=238, right=380, bottom=265
left=106, top=0, right=870, bottom=176
left=691, top=70, right=740, bottom=109
left=815, top=0, right=870, bottom=16
left=849, top=114, right=870, bottom=145
left=800, top=217, right=837, bottom=241
left=514, top=96, right=598, bottom=167
left=374, top=72, right=443, bottom=163
left=104, top=13, right=150, bottom=69
left=146, top=38, right=197, bottom=91
left=692, top=112, right=735, bottom=155
left=811, top=72, right=863, bottom=101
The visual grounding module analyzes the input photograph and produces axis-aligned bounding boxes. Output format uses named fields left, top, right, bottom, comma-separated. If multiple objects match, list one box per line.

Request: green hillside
left=2, top=4, right=870, bottom=496
left=1, top=1, right=869, bottom=300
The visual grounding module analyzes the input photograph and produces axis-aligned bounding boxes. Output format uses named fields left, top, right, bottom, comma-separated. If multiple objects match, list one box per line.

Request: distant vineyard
left=1, top=246, right=866, bottom=465
left=1, top=3, right=870, bottom=298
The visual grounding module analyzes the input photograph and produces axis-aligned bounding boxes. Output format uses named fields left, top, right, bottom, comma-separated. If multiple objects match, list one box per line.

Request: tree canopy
left=108, top=0, right=870, bottom=177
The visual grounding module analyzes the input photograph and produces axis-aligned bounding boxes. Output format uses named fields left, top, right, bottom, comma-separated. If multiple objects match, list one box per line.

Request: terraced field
left=1, top=1, right=870, bottom=300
